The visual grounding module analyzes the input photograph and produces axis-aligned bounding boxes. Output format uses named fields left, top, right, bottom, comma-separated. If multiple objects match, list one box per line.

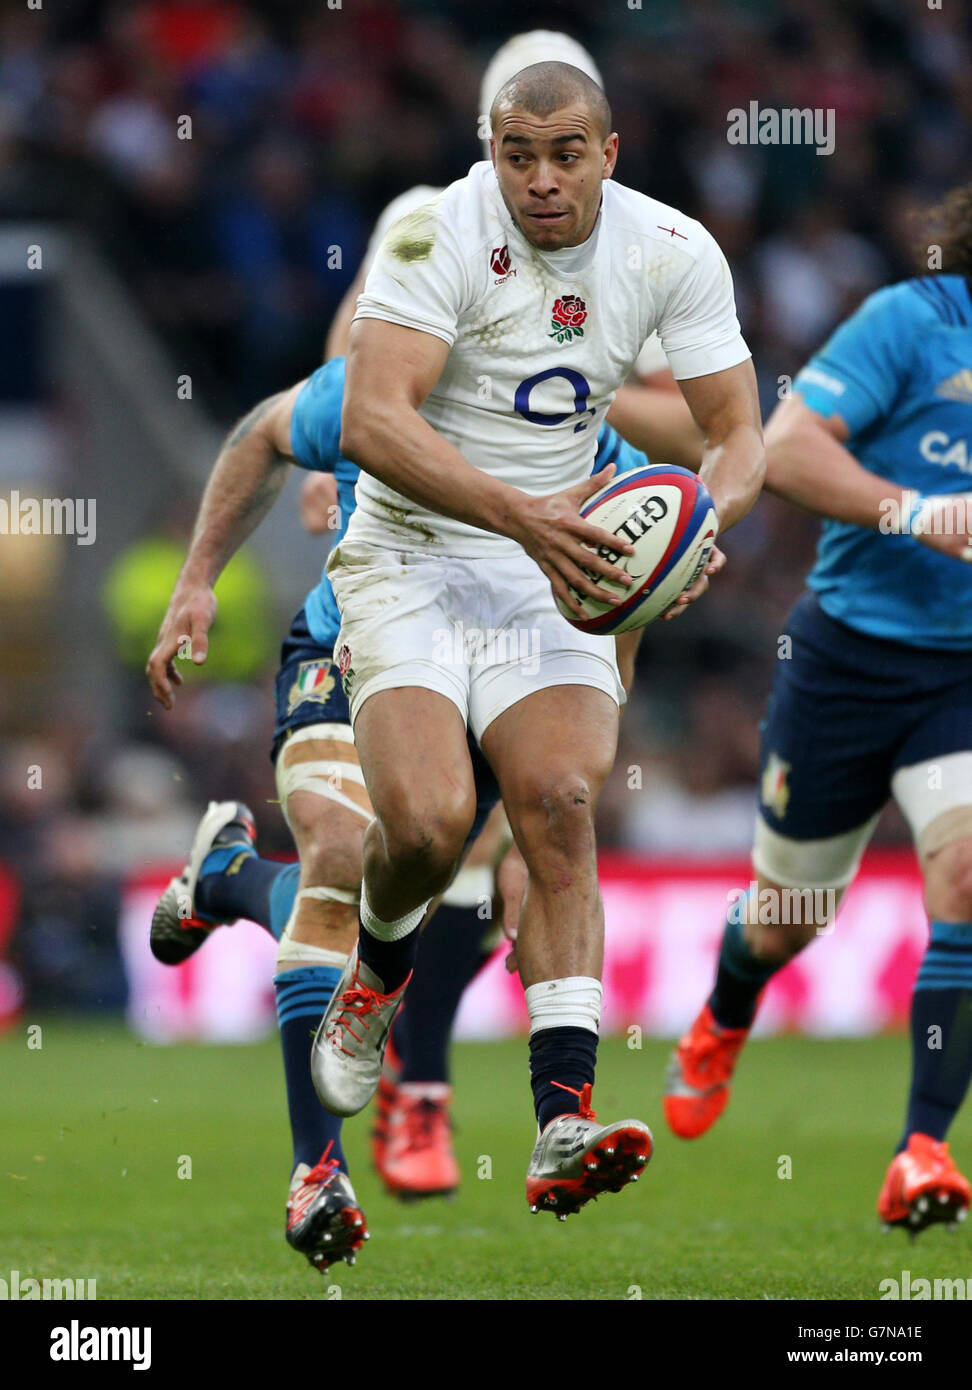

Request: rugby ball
left=555, top=464, right=718, bottom=634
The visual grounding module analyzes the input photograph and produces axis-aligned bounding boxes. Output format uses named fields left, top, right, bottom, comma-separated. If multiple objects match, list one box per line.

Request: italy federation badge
left=288, top=659, right=336, bottom=715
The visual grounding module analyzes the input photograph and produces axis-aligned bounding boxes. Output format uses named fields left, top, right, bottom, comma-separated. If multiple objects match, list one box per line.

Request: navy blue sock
left=395, top=903, right=493, bottom=1084
left=898, top=922, right=972, bottom=1151
left=194, top=849, right=288, bottom=933
left=358, top=920, right=420, bottom=994
left=708, top=896, right=780, bottom=1029
left=529, top=1026, right=599, bottom=1130
left=268, top=863, right=301, bottom=942
left=275, top=967, right=347, bottom=1174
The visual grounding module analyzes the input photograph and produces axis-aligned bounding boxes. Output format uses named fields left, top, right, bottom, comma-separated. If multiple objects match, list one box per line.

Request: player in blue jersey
left=665, top=184, right=972, bottom=1233
left=146, top=353, right=652, bottom=1269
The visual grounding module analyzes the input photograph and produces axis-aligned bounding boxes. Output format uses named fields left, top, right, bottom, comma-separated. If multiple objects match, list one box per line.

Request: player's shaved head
left=490, top=61, right=612, bottom=141
left=489, top=60, right=618, bottom=251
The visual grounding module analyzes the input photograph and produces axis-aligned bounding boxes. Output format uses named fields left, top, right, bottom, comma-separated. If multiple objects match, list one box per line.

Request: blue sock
left=395, top=902, right=493, bottom=1084
left=898, top=921, right=972, bottom=1151
left=358, top=920, right=420, bottom=994
left=529, top=1025, right=598, bottom=1130
left=708, top=894, right=780, bottom=1029
left=275, top=967, right=346, bottom=1174
left=268, top=864, right=301, bottom=942
left=193, top=850, right=290, bottom=933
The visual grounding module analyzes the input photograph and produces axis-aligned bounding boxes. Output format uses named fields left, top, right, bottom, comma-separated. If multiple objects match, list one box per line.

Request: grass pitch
left=1, top=1021, right=970, bottom=1301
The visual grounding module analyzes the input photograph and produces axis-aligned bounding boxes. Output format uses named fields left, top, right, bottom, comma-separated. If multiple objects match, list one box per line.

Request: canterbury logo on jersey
left=490, top=245, right=516, bottom=284
left=935, top=369, right=972, bottom=404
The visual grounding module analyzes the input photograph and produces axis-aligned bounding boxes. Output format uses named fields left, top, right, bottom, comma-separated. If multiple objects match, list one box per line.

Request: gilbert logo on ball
left=555, top=464, right=718, bottom=634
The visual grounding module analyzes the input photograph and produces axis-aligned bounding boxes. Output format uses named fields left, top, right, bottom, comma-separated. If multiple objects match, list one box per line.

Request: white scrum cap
left=479, top=30, right=604, bottom=156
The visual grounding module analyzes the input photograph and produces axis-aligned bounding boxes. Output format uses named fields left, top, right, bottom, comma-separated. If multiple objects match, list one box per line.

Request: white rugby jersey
left=348, top=160, right=750, bottom=556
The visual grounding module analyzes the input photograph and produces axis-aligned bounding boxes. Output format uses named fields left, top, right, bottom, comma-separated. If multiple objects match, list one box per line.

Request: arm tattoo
left=226, top=391, right=286, bottom=449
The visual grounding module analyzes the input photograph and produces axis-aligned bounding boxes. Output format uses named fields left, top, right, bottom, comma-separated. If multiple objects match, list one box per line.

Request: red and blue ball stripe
left=574, top=464, right=714, bottom=633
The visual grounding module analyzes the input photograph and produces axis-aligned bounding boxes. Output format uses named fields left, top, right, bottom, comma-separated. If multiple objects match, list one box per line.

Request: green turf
left=1, top=1021, right=969, bottom=1299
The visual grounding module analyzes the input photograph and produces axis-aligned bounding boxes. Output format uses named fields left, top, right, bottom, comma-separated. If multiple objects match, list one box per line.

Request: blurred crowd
left=4, top=0, right=970, bottom=407
left=3, top=0, right=967, bottom=1011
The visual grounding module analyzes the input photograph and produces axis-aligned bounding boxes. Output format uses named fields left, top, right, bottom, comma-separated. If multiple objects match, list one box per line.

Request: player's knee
left=300, top=830, right=363, bottom=896
left=947, top=850, right=972, bottom=920
left=513, top=772, right=598, bottom=864
left=746, top=921, right=814, bottom=965
left=743, top=882, right=828, bottom=962
left=926, top=834, right=972, bottom=920
left=287, top=803, right=365, bottom=895
left=378, top=793, right=474, bottom=890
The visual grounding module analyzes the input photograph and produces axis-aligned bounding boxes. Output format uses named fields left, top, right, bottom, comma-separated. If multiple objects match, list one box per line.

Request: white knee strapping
left=275, top=723, right=374, bottom=828
left=752, top=812, right=880, bottom=891
left=275, top=886, right=357, bottom=969
left=892, top=753, right=972, bottom=854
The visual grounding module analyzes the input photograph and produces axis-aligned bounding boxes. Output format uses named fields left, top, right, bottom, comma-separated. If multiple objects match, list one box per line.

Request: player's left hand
left=513, top=465, right=637, bottom=619
left=662, top=544, right=726, bottom=621
left=147, top=582, right=218, bottom=709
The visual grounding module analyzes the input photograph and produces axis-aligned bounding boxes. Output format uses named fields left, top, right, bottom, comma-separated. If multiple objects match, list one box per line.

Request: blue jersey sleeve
left=793, top=283, right=934, bottom=436
left=592, top=421, right=650, bottom=476
left=289, top=357, right=347, bottom=473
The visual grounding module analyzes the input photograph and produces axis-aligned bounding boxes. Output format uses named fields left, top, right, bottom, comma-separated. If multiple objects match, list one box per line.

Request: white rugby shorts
left=326, top=540, right=624, bottom=740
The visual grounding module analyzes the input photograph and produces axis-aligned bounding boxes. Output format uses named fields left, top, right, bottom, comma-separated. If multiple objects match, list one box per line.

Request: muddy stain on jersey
left=373, top=497, right=439, bottom=546
left=386, top=207, right=437, bottom=264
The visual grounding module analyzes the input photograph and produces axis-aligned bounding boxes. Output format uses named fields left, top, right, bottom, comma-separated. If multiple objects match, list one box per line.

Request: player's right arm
left=765, top=284, right=972, bottom=561
left=341, top=318, right=635, bottom=617
left=767, top=396, right=972, bottom=561
left=764, top=394, right=904, bottom=523
left=146, top=383, right=304, bottom=709
left=606, top=382, right=704, bottom=470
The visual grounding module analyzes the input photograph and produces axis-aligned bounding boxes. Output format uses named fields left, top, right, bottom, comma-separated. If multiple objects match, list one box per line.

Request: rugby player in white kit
left=312, top=61, right=765, bottom=1219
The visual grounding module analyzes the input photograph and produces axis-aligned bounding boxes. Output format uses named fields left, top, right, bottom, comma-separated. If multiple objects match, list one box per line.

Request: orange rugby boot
left=877, top=1133, right=970, bottom=1235
left=370, top=1031, right=403, bottom=1174
left=664, top=1003, right=750, bottom=1139
left=379, top=1084, right=460, bottom=1200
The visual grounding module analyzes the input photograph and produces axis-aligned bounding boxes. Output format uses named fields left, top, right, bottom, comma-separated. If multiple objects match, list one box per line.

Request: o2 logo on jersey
left=514, top=367, right=595, bottom=434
